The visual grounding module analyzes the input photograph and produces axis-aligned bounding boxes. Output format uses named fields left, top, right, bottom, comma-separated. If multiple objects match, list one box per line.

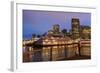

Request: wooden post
left=50, top=47, right=52, bottom=61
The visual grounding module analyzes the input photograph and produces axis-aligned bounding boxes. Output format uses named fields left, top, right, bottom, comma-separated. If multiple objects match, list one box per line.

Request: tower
left=53, top=24, right=60, bottom=34
left=72, top=18, right=80, bottom=39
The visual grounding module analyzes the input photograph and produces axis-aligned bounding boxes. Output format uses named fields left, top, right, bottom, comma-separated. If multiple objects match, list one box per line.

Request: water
left=23, top=44, right=91, bottom=62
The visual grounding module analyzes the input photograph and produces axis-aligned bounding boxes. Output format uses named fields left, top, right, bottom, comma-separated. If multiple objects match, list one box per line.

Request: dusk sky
left=23, top=10, right=91, bottom=40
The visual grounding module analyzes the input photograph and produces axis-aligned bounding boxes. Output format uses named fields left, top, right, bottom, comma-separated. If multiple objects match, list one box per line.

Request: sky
left=23, top=10, right=91, bottom=40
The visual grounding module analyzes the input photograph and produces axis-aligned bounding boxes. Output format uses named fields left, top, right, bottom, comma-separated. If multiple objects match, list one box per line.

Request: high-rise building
left=52, top=24, right=60, bottom=34
left=80, top=25, right=91, bottom=39
left=71, top=18, right=80, bottom=39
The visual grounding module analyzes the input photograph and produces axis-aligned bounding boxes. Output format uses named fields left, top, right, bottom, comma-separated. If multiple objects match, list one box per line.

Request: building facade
left=80, top=25, right=91, bottom=39
left=72, top=18, right=80, bottom=40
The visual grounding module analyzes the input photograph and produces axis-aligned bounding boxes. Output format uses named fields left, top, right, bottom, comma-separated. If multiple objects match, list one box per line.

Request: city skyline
left=23, top=10, right=91, bottom=40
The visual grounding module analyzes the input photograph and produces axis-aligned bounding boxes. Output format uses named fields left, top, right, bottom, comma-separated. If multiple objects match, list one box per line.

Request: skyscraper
left=52, top=24, right=60, bottom=34
left=71, top=18, right=80, bottom=39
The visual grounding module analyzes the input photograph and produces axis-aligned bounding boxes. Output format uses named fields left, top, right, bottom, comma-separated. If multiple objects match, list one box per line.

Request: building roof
left=34, top=35, right=72, bottom=46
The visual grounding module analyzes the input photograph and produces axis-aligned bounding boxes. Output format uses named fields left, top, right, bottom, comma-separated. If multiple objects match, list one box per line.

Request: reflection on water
left=32, top=46, right=67, bottom=61
left=23, top=43, right=91, bottom=62
left=23, top=44, right=79, bottom=62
